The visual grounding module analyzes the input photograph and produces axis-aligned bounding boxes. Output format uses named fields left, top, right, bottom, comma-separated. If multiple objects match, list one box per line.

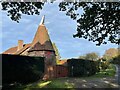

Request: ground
left=13, top=64, right=120, bottom=89
left=17, top=77, right=119, bottom=89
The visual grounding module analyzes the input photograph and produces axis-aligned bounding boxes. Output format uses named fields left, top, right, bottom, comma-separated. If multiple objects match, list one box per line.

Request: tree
left=103, top=48, right=118, bottom=60
left=52, top=43, right=61, bottom=63
left=111, top=55, right=120, bottom=65
left=85, top=52, right=99, bottom=61
left=79, top=55, right=86, bottom=59
left=79, top=52, right=99, bottom=61
left=59, top=2, right=120, bottom=45
left=1, top=2, right=44, bottom=22
left=1, top=2, right=120, bottom=45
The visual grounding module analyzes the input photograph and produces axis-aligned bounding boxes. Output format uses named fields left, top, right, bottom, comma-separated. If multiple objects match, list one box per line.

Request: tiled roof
left=28, top=41, right=54, bottom=52
left=2, top=43, right=31, bottom=55
left=29, top=22, right=54, bottom=51
left=2, top=46, right=18, bottom=54
left=15, top=43, right=31, bottom=54
left=31, top=24, right=50, bottom=46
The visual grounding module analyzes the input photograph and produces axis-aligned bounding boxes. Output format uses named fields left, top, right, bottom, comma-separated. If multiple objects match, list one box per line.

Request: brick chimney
left=18, top=40, right=23, bottom=51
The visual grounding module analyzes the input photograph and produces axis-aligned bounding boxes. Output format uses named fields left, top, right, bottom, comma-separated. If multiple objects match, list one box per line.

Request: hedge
left=67, top=59, right=100, bottom=77
left=2, top=54, right=44, bottom=87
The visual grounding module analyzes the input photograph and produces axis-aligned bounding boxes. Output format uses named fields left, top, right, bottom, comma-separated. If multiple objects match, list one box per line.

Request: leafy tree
left=1, top=2, right=120, bottom=45
left=103, top=48, right=118, bottom=60
left=79, top=52, right=99, bottom=61
left=85, top=52, right=99, bottom=61
left=101, top=48, right=118, bottom=70
left=111, top=55, right=120, bottom=65
left=59, top=2, right=120, bottom=45
left=100, top=61, right=109, bottom=70
left=1, top=2, right=44, bottom=22
left=52, top=42, right=61, bottom=64
left=79, top=55, right=86, bottom=59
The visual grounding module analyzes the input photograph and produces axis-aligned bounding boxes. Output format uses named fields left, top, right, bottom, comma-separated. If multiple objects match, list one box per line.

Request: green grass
left=15, top=78, right=74, bottom=89
left=43, top=79, right=74, bottom=88
left=92, top=64, right=116, bottom=78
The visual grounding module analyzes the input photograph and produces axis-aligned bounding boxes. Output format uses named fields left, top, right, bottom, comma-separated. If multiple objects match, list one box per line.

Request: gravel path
left=63, top=77, right=119, bottom=88
left=62, top=65, right=120, bottom=88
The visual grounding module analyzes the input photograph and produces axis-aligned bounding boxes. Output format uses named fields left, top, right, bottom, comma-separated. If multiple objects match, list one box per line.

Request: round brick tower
left=28, top=16, right=56, bottom=80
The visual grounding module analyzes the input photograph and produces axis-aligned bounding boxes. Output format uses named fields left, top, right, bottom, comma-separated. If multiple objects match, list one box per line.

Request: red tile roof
left=15, top=43, right=31, bottom=54
left=31, top=24, right=50, bottom=46
left=3, top=46, right=18, bottom=54
left=2, top=43, right=31, bottom=55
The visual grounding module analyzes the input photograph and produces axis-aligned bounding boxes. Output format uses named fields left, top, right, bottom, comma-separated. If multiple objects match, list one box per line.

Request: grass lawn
left=16, top=78, right=74, bottom=89
left=92, top=64, right=116, bottom=78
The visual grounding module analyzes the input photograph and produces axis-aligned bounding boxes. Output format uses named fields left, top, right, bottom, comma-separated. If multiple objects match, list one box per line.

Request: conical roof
left=29, top=16, right=54, bottom=51
left=31, top=24, right=50, bottom=46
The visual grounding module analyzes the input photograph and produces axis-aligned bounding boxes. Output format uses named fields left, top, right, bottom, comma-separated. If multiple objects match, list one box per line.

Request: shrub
left=67, top=59, right=99, bottom=77
left=2, top=54, right=44, bottom=86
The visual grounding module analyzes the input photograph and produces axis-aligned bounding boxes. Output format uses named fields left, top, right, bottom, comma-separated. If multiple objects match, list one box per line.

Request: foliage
left=85, top=52, right=99, bottom=61
left=101, top=61, right=109, bottom=70
left=43, top=79, right=74, bottom=88
left=103, top=48, right=118, bottom=60
left=67, top=59, right=100, bottom=77
left=111, top=55, right=120, bottom=65
left=1, top=2, right=44, bottom=22
left=99, top=48, right=118, bottom=71
left=1, top=2, right=120, bottom=45
left=98, top=58, right=110, bottom=70
left=52, top=42, right=61, bottom=64
left=79, top=55, right=86, bottom=59
left=79, top=52, right=99, bottom=61
left=59, top=2, right=120, bottom=45
left=15, top=78, right=74, bottom=89
left=2, top=54, right=44, bottom=88
left=93, top=64, right=116, bottom=77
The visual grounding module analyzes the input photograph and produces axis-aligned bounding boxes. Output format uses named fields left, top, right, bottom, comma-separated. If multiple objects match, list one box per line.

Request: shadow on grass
left=43, top=79, right=74, bottom=88
left=14, top=76, right=119, bottom=89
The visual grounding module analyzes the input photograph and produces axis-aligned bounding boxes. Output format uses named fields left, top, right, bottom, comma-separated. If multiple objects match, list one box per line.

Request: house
left=3, top=16, right=57, bottom=80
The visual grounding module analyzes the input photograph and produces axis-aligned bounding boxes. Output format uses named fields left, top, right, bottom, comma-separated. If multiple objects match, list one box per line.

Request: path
left=62, top=65, right=119, bottom=88
left=116, top=65, right=120, bottom=86
left=58, top=65, right=120, bottom=88
left=63, top=77, right=119, bottom=88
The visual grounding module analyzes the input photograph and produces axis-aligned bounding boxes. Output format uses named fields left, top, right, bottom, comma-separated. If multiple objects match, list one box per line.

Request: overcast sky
left=1, top=2, right=118, bottom=59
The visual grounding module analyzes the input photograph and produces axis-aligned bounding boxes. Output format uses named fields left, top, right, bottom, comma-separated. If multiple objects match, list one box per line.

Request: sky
left=1, top=2, right=118, bottom=59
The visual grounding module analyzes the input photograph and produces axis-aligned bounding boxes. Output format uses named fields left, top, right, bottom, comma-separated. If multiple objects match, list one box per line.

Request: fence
left=53, top=65, right=68, bottom=78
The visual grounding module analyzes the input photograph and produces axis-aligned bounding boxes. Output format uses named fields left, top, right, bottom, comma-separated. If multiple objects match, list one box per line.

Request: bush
left=2, top=54, right=44, bottom=87
left=67, top=59, right=100, bottom=77
left=100, top=59, right=110, bottom=70
left=111, top=55, right=120, bottom=65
